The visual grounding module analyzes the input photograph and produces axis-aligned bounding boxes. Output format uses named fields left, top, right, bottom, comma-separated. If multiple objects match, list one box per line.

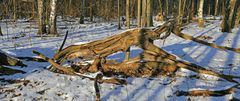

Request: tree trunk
left=37, top=0, right=47, bottom=35
left=13, top=0, right=17, bottom=21
left=137, top=0, right=141, bottom=28
left=89, top=0, right=93, bottom=22
left=79, top=0, right=85, bottom=24
left=214, top=0, right=219, bottom=16
left=48, top=0, right=58, bottom=35
left=141, top=0, right=147, bottom=27
left=235, top=7, right=240, bottom=28
left=221, top=0, right=230, bottom=32
left=118, top=0, right=121, bottom=29
left=126, top=0, right=130, bottom=29
left=0, top=26, right=3, bottom=36
left=177, top=0, right=186, bottom=28
left=198, top=0, right=204, bottom=27
left=166, top=0, right=169, bottom=16
left=190, top=0, right=195, bottom=20
left=158, top=0, right=163, bottom=15
left=228, top=0, right=237, bottom=29
left=146, top=0, right=153, bottom=27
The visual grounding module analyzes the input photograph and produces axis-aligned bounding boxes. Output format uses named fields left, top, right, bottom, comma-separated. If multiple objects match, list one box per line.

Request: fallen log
left=0, top=51, right=26, bottom=67
left=32, top=50, right=127, bottom=85
left=176, top=84, right=238, bottom=97
left=171, top=25, right=240, bottom=53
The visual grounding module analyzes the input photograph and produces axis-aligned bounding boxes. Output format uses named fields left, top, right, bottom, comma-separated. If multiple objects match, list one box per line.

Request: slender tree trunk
left=221, top=0, right=230, bottom=32
left=118, top=0, right=121, bottom=29
left=79, top=0, right=85, bottom=24
left=48, top=0, right=58, bottom=35
left=177, top=0, right=182, bottom=27
left=141, top=0, right=147, bottom=27
left=137, top=0, right=142, bottom=28
left=89, top=0, right=93, bottom=22
left=37, top=0, right=47, bottom=35
left=228, top=0, right=237, bottom=29
left=235, top=7, right=240, bottom=28
left=126, top=0, right=130, bottom=29
left=13, top=0, right=16, bottom=21
left=214, top=0, right=219, bottom=16
left=0, top=26, right=3, bottom=36
left=190, top=0, right=195, bottom=20
left=158, top=0, right=163, bottom=15
left=166, top=0, right=169, bottom=16
left=146, top=0, right=153, bottom=27
left=198, top=0, right=204, bottom=27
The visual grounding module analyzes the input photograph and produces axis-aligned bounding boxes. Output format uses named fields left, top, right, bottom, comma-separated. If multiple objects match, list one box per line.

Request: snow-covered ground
left=0, top=18, right=240, bottom=101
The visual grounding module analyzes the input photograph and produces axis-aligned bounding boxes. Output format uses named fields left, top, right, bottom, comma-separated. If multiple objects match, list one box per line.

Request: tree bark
left=48, top=0, right=58, bottom=35
left=214, top=0, right=219, bottom=16
left=118, top=0, right=121, bottom=29
left=13, top=0, right=17, bottom=22
left=221, top=0, right=230, bottom=32
left=235, top=7, right=240, bottom=28
left=228, top=0, right=237, bottom=29
left=146, top=0, right=153, bottom=27
left=0, top=25, right=3, bottom=36
left=37, top=0, right=47, bottom=35
left=141, top=0, right=147, bottom=27
left=79, top=0, right=85, bottom=24
left=126, top=0, right=130, bottom=29
left=137, top=0, right=141, bottom=28
left=89, top=0, right=93, bottom=22
left=198, top=0, right=204, bottom=27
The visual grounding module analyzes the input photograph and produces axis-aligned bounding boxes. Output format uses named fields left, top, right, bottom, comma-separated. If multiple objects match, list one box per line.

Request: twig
left=58, top=31, right=68, bottom=52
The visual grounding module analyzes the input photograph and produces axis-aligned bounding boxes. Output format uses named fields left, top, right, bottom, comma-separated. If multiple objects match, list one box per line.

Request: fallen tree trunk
left=0, top=51, right=26, bottom=67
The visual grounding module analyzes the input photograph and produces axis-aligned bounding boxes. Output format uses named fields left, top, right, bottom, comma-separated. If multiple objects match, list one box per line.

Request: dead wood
left=17, top=56, right=47, bottom=62
left=52, top=21, right=174, bottom=65
left=94, top=73, right=103, bottom=101
left=172, top=28, right=240, bottom=53
left=32, top=50, right=127, bottom=85
left=175, top=84, right=238, bottom=97
left=58, top=31, right=68, bottom=52
left=0, top=51, right=26, bottom=67
left=176, top=88, right=234, bottom=96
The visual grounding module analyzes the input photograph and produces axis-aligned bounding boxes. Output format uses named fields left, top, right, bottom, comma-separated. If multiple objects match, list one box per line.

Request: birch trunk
left=48, top=0, right=58, bottom=35
left=37, top=0, right=47, bottom=35
left=198, top=0, right=204, bottom=27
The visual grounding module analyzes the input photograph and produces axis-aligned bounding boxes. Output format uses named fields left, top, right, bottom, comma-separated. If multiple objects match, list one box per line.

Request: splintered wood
left=33, top=20, right=240, bottom=100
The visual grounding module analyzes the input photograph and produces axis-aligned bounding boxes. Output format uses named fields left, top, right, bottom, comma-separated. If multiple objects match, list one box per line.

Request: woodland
left=0, top=0, right=240, bottom=101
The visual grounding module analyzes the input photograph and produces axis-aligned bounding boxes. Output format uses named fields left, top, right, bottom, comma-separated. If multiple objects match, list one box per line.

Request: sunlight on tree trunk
left=37, top=0, right=47, bottom=35
left=198, top=0, right=204, bottom=27
left=126, top=0, right=130, bottom=29
left=48, top=0, right=58, bottom=35
left=137, top=0, right=141, bottom=28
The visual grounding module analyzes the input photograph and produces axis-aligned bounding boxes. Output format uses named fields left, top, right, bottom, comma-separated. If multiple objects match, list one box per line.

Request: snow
left=0, top=18, right=240, bottom=101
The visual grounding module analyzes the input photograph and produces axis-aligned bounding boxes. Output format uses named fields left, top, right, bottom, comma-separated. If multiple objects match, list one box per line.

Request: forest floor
left=0, top=17, right=240, bottom=101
